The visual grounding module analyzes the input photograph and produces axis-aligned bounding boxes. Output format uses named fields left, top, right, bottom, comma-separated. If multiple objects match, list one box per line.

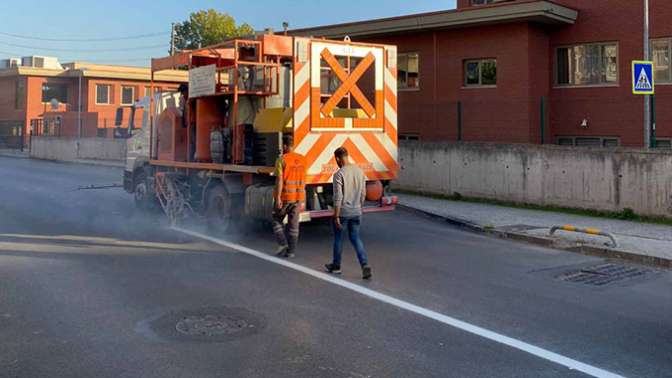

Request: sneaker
left=275, top=245, right=288, bottom=256
left=283, top=252, right=296, bottom=259
left=324, top=263, right=342, bottom=274
left=362, top=265, right=372, bottom=280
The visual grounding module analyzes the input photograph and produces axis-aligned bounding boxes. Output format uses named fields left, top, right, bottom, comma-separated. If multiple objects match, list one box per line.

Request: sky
left=0, top=0, right=456, bottom=66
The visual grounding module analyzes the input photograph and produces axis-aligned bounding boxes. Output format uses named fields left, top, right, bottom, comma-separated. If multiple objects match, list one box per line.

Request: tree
left=173, top=9, right=255, bottom=51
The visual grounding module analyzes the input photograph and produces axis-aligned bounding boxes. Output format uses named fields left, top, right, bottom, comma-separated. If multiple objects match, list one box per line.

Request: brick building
left=292, top=0, right=672, bottom=148
left=0, top=59, right=186, bottom=147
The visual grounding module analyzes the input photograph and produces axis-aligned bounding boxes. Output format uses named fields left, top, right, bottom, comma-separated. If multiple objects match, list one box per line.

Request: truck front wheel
left=134, top=176, right=150, bottom=209
left=133, top=173, right=158, bottom=211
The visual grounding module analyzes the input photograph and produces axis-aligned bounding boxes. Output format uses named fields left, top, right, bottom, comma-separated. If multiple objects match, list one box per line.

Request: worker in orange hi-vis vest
left=272, top=135, right=307, bottom=258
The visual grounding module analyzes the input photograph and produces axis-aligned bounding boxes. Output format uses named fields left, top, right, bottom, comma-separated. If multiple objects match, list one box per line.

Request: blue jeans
left=332, top=216, right=368, bottom=267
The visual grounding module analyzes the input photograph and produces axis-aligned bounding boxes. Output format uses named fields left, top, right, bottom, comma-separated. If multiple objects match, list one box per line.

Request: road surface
left=0, top=156, right=671, bottom=378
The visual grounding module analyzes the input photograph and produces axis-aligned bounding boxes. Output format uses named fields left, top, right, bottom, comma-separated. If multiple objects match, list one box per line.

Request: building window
left=96, top=84, right=111, bottom=104
left=15, top=79, right=25, bottom=110
left=557, top=136, right=620, bottom=148
left=398, top=52, right=420, bottom=90
left=652, top=38, right=671, bottom=83
left=144, top=87, right=152, bottom=97
left=556, top=43, right=618, bottom=86
left=471, top=0, right=495, bottom=4
left=121, top=86, right=135, bottom=106
left=41, top=83, right=68, bottom=104
left=464, top=59, right=497, bottom=87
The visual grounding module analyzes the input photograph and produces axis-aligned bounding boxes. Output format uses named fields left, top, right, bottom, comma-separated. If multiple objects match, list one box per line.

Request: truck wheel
left=206, top=184, right=233, bottom=234
left=134, top=175, right=153, bottom=210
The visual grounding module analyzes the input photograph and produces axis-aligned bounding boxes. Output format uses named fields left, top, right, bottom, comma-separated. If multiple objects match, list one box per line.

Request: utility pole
left=78, top=69, right=83, bottom=140
left=643, top=0, right=651, bottom=148
left=170, top=22, right=176, bottom=56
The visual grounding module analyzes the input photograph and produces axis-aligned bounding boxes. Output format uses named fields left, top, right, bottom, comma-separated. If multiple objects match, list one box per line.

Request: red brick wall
left=25, top=76, right=74, bottom=134
left=0, top=73, right=181, bottom=140
left=456, top=0, right=470, bottom=8
left=86, top=79, right=179, bottom=134
left=360, top=1, right=672, bottom=146
left=0, top=77, right=25, bottom=123
left=363, top=22, right=544, bottom=143
left=547, top=0, right=672, bottom=147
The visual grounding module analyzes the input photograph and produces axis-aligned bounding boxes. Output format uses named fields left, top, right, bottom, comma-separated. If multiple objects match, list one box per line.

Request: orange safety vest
left=280, top=151, right=307, bottom=203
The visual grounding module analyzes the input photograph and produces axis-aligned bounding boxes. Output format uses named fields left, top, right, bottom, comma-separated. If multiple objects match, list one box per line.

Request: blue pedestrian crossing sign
left=632, top=60, right=655, bottom=95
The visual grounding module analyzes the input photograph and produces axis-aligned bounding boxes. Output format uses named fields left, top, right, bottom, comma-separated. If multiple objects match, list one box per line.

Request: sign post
left=632, top=60, right=655, bottom=147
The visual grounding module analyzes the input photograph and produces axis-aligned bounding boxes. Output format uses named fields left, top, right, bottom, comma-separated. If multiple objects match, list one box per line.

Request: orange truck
left=123, top=34, right=399, bottom=231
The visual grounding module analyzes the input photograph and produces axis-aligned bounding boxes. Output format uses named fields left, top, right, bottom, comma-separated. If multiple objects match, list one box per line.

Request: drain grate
left=556, top=263, right=654, bottom=286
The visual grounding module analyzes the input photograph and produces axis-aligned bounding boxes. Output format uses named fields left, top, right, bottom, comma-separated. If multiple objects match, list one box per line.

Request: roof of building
left=0, top=62, right=188, bottom=82
left=289, top=0, right=578, bottom=38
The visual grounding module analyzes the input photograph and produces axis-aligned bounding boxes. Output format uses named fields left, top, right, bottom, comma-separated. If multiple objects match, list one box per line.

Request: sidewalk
left=0, top=148, right=124, bottom=168
left=0, top=148, right=29, bottom=159
left=398, top=193, right=672, bottom=268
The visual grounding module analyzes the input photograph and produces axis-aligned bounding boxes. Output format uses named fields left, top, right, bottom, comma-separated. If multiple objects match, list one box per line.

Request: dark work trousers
left=272, top=202, right=301, bottom=254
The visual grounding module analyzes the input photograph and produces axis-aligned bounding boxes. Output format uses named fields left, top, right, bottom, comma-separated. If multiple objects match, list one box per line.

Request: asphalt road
left=1, top=156, right=671, bottom=378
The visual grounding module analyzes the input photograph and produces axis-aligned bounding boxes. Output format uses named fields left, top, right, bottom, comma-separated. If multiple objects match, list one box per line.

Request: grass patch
left=397, top=189, right=672, bottom=227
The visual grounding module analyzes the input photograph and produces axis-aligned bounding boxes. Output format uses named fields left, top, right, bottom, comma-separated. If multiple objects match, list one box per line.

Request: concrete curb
left=398, top=204, right=672, bottom=269
left=26, top=157, right=125, bottom=169
left=72, top=159, right=125, bottom=168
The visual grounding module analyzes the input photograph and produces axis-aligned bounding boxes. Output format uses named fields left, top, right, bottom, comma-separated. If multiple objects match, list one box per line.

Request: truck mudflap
left=300, top=196, right=398, bottom=222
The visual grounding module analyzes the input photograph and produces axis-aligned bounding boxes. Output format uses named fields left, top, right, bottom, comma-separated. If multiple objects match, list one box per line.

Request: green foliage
left=615, top=208, right=636, bottom=220
left=174, top=9, right=255, bottom=51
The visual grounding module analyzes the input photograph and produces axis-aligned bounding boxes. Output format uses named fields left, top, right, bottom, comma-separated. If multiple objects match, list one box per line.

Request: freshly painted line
left=174, top=227, right=627, bottom=378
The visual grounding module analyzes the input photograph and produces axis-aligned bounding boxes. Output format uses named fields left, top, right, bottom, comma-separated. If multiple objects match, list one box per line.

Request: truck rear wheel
left=206, top=184, right=234, bottom=234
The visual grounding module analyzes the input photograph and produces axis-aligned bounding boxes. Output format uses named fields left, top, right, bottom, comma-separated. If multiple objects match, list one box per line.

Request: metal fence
left=30, top=117, right=133, bottom=139
left=0, top=120, right=25, bottom=150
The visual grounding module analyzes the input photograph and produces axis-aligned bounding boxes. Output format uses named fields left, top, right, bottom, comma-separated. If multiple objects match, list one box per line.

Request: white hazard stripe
left=348, top=134, right=389, bottom=172
left=375, top=133, right=398, bottom=163
left=385, top=68, right=397, bottom=97
left=308, top=135, right=347, bottom=175
left=294, top=98, right=310, bottom=131
left=384, top=100, right=397, bottom=130
left=295, top=63, right=310, bottom=89
left=295, top=133, right=320, bottom=156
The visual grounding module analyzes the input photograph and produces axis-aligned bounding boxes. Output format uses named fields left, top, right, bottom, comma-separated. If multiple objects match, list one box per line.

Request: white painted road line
left=174, top=227, right=628, bottom=378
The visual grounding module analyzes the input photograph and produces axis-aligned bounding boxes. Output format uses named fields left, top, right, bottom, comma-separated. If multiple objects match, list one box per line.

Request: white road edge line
left=173, top=227, right=627, bottom=378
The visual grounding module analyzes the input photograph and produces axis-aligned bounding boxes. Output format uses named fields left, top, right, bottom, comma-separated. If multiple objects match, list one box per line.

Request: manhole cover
left=176, top=314, right=248, bottom=336
left=556, top=263, right=654, bottom=286
left=139, top=307, right=265, bottom=343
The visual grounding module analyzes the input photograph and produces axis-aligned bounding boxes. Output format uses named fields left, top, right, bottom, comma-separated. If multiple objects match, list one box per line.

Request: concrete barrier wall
left=30, top=137, right=126, bottom=162
left=396, top=142, right=672, bottom=218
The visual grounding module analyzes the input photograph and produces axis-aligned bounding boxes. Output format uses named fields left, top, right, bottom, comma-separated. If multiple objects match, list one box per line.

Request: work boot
left=362, top=265, right=372, bottom=280
left=275, top=245, right=288, bottom=257
left=324, top=263, right=342, bottom=275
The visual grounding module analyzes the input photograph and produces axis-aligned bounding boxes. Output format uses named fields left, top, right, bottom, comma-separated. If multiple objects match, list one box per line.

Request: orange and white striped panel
left=292, top=38, right=398, bottom=185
